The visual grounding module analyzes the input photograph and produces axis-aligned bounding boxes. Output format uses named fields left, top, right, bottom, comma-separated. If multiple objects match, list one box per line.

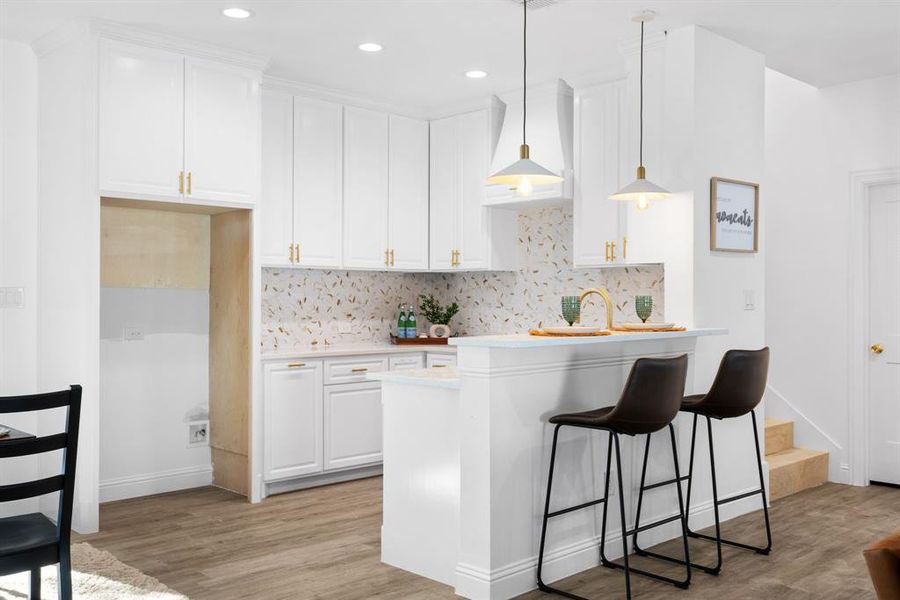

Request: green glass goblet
left=561, top=296, right=581, bottom=326
left=635, top=295, right=653, bottom=323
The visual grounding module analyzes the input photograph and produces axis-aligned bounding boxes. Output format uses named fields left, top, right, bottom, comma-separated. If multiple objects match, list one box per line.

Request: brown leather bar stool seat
left=634, top=348, right=772, bottom=577
left=865, top=530, right=900, bottom=600
left=537, top=355, right=693, bottom=600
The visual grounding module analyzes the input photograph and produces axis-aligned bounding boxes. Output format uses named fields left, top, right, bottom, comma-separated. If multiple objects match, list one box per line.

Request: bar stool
left=633, top=347, right=772, bottom=576
left=537, top=355, right=691, bottom=600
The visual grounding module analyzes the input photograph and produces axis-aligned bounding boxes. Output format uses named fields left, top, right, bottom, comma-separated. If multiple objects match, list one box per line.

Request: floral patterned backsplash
left=261, top=207, right=664, bottom=352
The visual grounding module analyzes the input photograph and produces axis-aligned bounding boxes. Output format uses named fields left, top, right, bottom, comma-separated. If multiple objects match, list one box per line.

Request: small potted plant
left=418, top=294, right=459, bottom=338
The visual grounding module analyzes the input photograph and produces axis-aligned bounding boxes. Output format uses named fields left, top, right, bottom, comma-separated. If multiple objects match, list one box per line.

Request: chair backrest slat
left=0, top=389, right=72, bottom=413
left=0, top=433, right=68, bottom=459
left=0, top=475, right=65, bottom=503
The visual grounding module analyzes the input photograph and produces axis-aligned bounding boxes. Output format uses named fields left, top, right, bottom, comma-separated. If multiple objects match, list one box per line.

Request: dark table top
left=0, top=423, right=36, bottom=443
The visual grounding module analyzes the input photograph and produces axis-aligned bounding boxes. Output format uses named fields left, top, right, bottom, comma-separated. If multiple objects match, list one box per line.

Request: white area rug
left=0, top=542, right=188, bottom=599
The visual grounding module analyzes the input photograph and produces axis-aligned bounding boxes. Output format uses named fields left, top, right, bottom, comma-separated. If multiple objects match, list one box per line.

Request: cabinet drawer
left=426, top=353, right=457, bottom=368
left=324, top=356, right=388, bottom=384
left=389, top=354, right=424, bottom=371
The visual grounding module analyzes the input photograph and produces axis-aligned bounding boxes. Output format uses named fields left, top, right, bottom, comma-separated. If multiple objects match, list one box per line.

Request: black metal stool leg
left=599, top=433, right=613, bottom=564
left=751, top=411, right=773, bottom=554
left=613, top=433, right=632, bottom=600
left=537, top=425, right=565, bottom=594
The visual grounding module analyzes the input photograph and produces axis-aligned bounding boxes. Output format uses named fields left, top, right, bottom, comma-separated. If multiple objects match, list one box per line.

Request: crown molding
left=262, top=75, right=430, bottom=120
left=33, top=17, right=269, bottom=71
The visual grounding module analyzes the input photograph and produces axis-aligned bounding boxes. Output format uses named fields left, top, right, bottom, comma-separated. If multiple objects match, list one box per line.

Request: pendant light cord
left=639, top=19, right=644, bottom=169
left=523, top=0, right=527, bottom=147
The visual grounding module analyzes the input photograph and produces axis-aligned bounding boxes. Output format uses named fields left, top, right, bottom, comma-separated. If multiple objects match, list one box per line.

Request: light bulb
left=517, top=176, right=534, bottom=197
left=636, top=194, right=649, bottom=210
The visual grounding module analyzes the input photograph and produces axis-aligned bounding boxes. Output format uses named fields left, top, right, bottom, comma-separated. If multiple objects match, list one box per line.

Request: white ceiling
left=2, top=0, right=898, bottom=114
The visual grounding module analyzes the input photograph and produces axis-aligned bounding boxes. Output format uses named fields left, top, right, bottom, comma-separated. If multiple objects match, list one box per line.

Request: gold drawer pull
left=287, top=362, right=306, bottom=368
left=351, top=367, right=369, bottom=373
left=432, top=364, right=448, bottom=368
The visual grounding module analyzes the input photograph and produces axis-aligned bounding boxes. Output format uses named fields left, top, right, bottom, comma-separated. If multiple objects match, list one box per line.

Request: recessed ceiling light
left=358, top=42, right=383, bottom=53
left=223, top=7, right=253, bottom=19
left=465, top=70, right=488, bottom=79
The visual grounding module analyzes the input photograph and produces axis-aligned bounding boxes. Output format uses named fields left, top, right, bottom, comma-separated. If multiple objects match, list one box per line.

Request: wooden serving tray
left=390, top=335, right=450, bottom=345
left=529, top=329, right=611, bottom=337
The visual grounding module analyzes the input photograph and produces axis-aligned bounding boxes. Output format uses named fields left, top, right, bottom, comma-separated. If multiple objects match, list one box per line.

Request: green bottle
left=397, top=304, right=408, bottom=338
left=406, top=304, right=417, bottom=339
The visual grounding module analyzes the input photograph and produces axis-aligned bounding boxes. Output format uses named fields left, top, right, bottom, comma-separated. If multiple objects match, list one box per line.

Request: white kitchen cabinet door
left=343, top=107, right=389, bottom=269
left=183, top=57, right=260, bottom=206
left=293, top=97, right=343, bottom=267
left=388, top=115, right=430, bottom=270
left=324, top=381, right=383, bottom=470
left=264, top=360, right=324, bottom=481
left=260, top=90, right=294, bottom=266
left=429, top=116, right=459, bottom=270
left=457, top=109, right=490, bottom=270
left=573, top=83, right=625, bottom=268
left=389, top=354, right=425, bottom=371
left=99, top=40, right=185, bottom=201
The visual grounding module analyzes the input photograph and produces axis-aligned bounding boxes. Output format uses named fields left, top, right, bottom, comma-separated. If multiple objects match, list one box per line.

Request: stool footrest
left=716, top=488, right=764, bottom=506
left=547, top=496, right=605, bottom=519
left=634, top=547, right=721, bottom=575
left=626, top=513, right=681, bottom=537
left=641, top=475, right=689, bottom=492
left=688, top=530, right=771, bottom=554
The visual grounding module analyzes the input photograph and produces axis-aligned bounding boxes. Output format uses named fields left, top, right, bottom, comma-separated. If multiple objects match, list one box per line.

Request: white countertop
left=448, top=328, right=727, bottom=349
left=367, top=367, right=461, bottom=390
left=262, top=342, right=456, bottom=360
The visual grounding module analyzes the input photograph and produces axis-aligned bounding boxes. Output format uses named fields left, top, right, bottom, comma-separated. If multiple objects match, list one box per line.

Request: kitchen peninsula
left=370, top=328, right=727, bottom=600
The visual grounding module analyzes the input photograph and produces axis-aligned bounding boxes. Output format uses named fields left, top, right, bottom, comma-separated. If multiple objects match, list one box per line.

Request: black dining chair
left=0, top=385, right=82, bottom=600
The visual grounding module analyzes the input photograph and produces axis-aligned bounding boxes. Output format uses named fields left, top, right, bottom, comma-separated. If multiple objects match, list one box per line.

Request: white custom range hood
left=485, top=79, right=574, bottom=210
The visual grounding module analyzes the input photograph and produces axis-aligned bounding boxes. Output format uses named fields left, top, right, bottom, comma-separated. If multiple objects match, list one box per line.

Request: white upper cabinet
left=98, top=40, right=261, bottom=208
left=293, top=97, right=344, bottom=267
left=184, top=58, right=260, bottom=205
left=429, top=109, right=518, bottom=271
left=429, top=116, right=458, bottom=270
left=99, top=40, right=185, bottom=200
left=388, top=115, right=430, bottom=271
left=260, top=90, right=294, bottom=266
left=343, top=107, right=390, bottom=269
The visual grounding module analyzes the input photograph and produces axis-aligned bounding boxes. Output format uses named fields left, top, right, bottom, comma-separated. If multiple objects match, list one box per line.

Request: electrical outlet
left=123, top=326, right=145, bottom=341
left=0, top=287, right=24, bottom=309
left=338, top=322, right=352, bottom=334
left=188, top=421, right=209, bottom=447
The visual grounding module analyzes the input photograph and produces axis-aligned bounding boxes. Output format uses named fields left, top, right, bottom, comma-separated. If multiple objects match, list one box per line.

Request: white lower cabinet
left=426, top=353, right=457, bottom=368
left=263, top=360, right=324, bottom=481
left=389, top=354, right=424, bottom=371
left=324, top=381, right=384, bottom=470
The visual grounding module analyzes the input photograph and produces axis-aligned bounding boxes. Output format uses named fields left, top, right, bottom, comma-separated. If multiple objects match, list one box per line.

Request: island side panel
left=455, top=337, right=698, bottom=600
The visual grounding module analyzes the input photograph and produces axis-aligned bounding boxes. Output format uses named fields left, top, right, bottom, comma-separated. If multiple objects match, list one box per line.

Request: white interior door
left=343, top=106, right=389, bottom=269
left=869, top=181, right=900, bottom=485
left=184, top=57, right=260, bottom=206
left=99, top=40, right=184, bottom=201
left=388, top=115, right=429, bottom=270
left=260, top=90, right=294, bottom=266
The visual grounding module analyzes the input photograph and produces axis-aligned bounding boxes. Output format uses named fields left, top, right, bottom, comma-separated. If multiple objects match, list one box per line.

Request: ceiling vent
left=511, top=0, right=559, bottom=10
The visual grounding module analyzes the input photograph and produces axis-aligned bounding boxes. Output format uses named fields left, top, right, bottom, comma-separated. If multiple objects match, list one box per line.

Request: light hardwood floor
left=78, top=479, right=897, bottom=600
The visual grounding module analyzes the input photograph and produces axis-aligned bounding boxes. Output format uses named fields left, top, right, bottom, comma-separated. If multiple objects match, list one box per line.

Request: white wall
left=0, top=39, right=40, bottom=518
left=765, top=71, right=900, bottom=482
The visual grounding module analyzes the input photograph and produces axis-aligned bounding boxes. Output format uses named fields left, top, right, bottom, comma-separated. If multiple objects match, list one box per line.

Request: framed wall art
left=710, top=177, right=759, bottom=252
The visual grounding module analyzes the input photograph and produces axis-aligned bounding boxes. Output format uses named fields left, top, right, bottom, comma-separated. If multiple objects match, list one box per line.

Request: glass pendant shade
left=488, top=144, right=563, bottom=195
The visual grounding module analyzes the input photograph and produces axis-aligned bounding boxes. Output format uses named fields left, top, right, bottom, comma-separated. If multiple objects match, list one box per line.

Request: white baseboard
left=100, top=465, right=213, bottom=503
left=454, top=486, right=764, bottom=600
left=764, top=384, right=848, bottom=484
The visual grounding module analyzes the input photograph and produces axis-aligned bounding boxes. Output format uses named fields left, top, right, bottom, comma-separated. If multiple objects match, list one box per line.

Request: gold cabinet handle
left=871, top=343, right=884, bottom=355
left=287, top=362, right=306, bottom=368
left=605, top=241, right=611, bottom=262
left=289, top=243, right=295, bottom=263
left=432, top=364, right=448, bottom=368
left=295, top=243, right=301, bottom=263
left=610, top=241, right=617, bottom=262
left=384, top=249, right=390, bottom=266
left=389, top=249, right=395, bottom=266
left=622, top=237, right=628, bottom=261
left=187, top=171, right=192, bottom=195
left=178, top=171, right=185, bottom=194
left=351, top=367, right=369, bottom=373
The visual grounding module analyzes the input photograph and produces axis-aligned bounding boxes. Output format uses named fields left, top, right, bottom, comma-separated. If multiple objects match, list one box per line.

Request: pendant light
left=609, top=11, right=670, bottom=210
left=487, top=0, right=563, bottom=196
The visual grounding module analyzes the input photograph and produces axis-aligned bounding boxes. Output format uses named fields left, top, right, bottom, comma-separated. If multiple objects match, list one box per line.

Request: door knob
left=871, top=343, right=884, bottom=354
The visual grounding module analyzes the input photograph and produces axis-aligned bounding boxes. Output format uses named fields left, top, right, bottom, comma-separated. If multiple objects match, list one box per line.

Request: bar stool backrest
left=608, top=354, right=688, bottom=434
left=702, top=348, right=770, bottom=418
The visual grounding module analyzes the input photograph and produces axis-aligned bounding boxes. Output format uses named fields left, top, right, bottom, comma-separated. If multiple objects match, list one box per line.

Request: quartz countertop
left=448, top=328, right=727, bottom=349
left=367, top=367, right=460, bottom=390
left=262, top=342, right=457, bottom=360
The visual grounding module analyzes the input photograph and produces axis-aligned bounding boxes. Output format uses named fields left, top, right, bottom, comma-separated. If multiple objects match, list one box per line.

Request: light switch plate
left=743, top=289, right=755, bottom=311
left=0, top=287, right=24, bottom=309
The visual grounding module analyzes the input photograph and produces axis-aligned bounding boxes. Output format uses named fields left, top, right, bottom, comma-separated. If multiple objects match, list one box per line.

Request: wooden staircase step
left=768, top=447, right=829, bottom=501
left=764, top=418, right=794, bottom=456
